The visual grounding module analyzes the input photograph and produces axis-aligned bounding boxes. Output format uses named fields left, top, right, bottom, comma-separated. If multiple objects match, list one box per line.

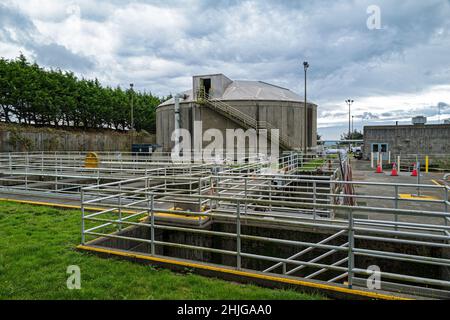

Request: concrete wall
left=363, top=124, right=450, bottom=158
left=0, top=124, right=156, bottom=152
left=95, top=220, right=448, bottom=291
left=156, top=100, right=318, bottom=152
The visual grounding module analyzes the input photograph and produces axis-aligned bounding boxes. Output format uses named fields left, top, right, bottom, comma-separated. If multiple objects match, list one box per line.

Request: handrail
left=197, top=90, right=296, bottom=150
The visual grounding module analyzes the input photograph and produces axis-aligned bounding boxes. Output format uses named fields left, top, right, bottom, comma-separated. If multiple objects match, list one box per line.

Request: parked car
left=354, top=149, right=363, bottom=160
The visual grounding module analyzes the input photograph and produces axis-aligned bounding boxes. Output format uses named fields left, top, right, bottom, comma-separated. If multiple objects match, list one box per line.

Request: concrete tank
left=156, top=73, right=318, bottom=152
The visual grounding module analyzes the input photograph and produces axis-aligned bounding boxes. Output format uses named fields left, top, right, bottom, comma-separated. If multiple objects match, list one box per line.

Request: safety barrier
left=81, top=164, right=450, bottom=298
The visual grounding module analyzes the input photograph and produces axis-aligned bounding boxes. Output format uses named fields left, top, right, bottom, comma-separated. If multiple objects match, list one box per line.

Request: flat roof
left=364, top=124, right=450, bottom=130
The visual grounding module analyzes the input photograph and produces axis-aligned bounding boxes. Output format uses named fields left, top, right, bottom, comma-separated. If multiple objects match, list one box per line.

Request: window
left=372, top=143, right=388, bottom=153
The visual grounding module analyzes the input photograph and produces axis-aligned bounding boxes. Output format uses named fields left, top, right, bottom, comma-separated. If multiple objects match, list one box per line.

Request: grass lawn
left=0, top=201, right=323, bottom=300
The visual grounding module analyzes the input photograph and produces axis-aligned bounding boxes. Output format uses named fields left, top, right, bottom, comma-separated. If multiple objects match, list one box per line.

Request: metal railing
left=81, top=167, right=450, bottom=297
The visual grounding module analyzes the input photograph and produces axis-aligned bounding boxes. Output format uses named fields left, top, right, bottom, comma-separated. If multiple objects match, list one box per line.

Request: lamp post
left=352, top=115, right=354, bottom=133
left=130, top=83, right=134, bottom=131
left=130, top=83, right=134, bottom=147
left=303, top=61, right=309, bottom=155
left=345, top=99, right=354, bottom=152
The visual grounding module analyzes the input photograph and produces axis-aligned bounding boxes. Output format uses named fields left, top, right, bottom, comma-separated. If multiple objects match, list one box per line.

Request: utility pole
left=345, top=99, right=354, bottom=152
left=303, top=61, right=309, bottom=155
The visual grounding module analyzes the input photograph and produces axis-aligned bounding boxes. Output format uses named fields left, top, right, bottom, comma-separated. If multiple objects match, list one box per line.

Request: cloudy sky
left=1, top=0, right=450, bottom=139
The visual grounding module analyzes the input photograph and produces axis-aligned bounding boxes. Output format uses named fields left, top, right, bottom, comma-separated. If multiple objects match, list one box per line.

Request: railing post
left=282, top=262, right=287, bottom=275
left=417, top=161, right=421, bottom=197
left=244, top=177, right=248, bottom=215
left=444, top=186, right=448, bottom=226
left=25, top=165, right=28, bottom=190
left=198, top=177, right=202, bottom=213
left=347, top=208, right=354, bottom=289
left=269, top=181, right=272, bottom=211
left=313, top=181, right=317, bottom=220
left=118, top=183, right=122, bottom=231
left=81, top=189, right=85, bottom=244
left=394, top=185, right=399, bottom=231
left=236, top=201, right=241, bottom=270
left=151, top=193, right=155, bottom=256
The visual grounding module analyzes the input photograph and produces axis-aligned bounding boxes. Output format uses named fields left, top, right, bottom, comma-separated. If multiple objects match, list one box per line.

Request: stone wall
left=0, top=123, right=156, bottom=152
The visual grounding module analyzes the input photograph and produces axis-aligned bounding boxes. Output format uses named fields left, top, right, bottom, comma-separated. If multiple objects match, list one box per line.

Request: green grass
left=0, top=201, right=322, bottom=300
left=298, top=158, right=326, bottom=172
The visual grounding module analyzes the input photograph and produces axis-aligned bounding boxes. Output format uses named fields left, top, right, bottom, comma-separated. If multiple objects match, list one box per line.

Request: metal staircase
left=196, top=89, right=296, bottom=150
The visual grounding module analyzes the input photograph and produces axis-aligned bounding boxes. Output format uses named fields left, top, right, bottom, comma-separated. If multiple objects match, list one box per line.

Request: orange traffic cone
left=376, top=163, right=383, bottom=173
left=391, top=163, right=398, bottom=176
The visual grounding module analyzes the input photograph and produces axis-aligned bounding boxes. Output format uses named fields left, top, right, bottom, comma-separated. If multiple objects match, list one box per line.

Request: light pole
left=130, top=83, right=134, bottom=131
left=352, top=115, right=354, bottom=133
left=345, top=99, right=354, bottom=152
left=303, top=61, right=309, bottom=155
left=130, top=83, right=134, bottom=147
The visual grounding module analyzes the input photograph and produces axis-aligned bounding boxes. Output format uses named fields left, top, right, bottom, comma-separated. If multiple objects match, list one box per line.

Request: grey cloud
left=0, top=2, right=95, bottom=72
left=361, top=112, right=379, bottom=120
left=31, top=43, right=95, bottom=72
left=1, top=0, right=450, bottom=130
left=0, top=3, right=36, bottom=42
left=54, top=0, right=450, bottom=102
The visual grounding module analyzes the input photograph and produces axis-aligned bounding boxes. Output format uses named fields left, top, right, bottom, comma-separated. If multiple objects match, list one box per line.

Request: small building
left=363, top=118, right=450, bottom=159
left=156, top=73, right=318, bottom=152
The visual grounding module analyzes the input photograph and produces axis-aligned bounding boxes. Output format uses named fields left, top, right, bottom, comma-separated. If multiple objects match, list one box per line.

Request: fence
left=81, top=168, right=450, bottom=297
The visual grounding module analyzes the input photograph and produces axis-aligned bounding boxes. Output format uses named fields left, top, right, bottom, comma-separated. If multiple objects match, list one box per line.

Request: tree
left=341, top=130, right=363, bottom=140
left=316, top=133, right=323, bottom=145
left=0, top=54, right=163, bottom=132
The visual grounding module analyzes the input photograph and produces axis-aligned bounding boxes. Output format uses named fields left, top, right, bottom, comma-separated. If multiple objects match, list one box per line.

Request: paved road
left=350, top=158, right=448, bottom=225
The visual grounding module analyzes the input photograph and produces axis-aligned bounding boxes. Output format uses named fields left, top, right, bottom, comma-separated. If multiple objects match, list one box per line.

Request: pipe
left=174, top=94, right=181, bottom=153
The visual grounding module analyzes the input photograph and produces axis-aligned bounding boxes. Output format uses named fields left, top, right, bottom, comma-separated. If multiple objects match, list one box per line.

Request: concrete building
left=156, top=74, right=317, bottom=152
left=363, top=121, right=450, bottom=159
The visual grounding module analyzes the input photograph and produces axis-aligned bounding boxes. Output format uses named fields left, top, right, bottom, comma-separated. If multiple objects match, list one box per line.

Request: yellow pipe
left=77, top=245, right=412, bottom=300
left=425, top=156, right=429, bottom=173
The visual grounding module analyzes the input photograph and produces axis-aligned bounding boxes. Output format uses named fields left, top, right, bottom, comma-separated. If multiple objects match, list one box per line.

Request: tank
left=156, top=74, right=318, bottom=152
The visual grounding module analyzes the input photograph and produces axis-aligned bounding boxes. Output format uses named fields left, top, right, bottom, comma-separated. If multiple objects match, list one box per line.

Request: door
left=371, top=143, right=389, bottom=160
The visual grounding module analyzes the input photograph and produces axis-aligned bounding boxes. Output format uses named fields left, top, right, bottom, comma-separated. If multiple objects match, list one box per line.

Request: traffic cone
left=391, top=163, right=398, bottom=176
left=376, top=163, right=383, bottom=173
